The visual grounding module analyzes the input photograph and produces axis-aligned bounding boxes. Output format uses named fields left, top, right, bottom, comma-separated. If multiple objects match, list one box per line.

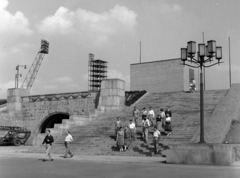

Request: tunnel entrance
left=40, top=113, right=69, bottom=133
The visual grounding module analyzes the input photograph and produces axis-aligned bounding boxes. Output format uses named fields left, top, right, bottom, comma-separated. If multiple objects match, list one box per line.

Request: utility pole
left=229, top=37, right=232, bottom=88
left=140, top=41, right=141, bottom=63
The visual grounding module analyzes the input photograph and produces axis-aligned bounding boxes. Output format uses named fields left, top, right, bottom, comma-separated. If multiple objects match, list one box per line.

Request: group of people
left=115, top=117, right=136, bottom=152
left=42, top=130, right=74, bottom=161
left=115, top=106, right=172, bottom=154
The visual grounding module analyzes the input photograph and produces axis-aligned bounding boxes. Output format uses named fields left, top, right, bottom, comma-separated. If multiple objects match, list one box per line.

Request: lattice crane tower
left=21, top=40, right=49, bottom=90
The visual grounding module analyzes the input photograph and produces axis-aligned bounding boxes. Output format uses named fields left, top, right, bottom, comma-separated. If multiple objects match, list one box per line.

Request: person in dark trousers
left=128, top=119, right=136, bottom=141
left=42, top=130, right=54, bottom=161
left=63, top=131, right=74, bottom=158
left=165, top=114, right=172, bottom=136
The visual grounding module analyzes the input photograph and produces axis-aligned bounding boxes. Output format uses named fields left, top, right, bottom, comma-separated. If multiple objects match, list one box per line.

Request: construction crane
left=21, top=40, right=49, bottom=90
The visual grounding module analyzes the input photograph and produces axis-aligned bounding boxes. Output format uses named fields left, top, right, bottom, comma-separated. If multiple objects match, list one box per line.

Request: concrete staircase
left=131, top=90, right=228, bottom=145
left=28, top=115, right=166, bottom=157
left=28, top=90, right=228, bottom=157
left=34, top=110, right=101, bottom=145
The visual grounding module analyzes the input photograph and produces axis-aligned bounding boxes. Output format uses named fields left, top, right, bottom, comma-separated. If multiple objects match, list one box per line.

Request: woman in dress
left=124, top=126, right=131, bottom=151
left=155, top=114, right=163, bottom=132
left=116, top=127, right=125, bottom=152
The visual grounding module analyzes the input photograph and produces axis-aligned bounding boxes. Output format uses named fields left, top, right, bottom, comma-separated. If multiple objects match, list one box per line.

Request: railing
left=22, top=91, right=93, bottom=102
left=125, top=90, right=147, bottom=106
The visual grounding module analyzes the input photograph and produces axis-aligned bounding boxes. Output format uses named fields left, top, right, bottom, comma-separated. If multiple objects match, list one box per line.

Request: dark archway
left=40, top=113, right=69, bottom=133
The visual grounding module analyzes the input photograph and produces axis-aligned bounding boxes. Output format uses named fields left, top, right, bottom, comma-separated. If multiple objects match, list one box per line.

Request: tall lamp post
left=180, top=40, right=223, bottom=143
left=15, top=65, right=27, bottom=88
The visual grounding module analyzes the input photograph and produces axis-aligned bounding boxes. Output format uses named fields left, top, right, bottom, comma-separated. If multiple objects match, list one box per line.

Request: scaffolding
left=88, top=53, right=107, bottom=91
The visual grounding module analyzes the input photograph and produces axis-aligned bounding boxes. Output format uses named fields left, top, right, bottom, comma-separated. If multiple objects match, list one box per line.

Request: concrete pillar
left=7, top=88, right=30, bottom=112
left=98, top=79, right=125, bottom=113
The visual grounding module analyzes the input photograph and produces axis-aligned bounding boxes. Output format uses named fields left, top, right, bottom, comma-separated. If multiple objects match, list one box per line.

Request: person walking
left=116, top=127, right=125, bottom=152
left=142, top=117, right=150, bottom=143
left=128, top=120, right=136, bottom=141
left=153, top=127, right=161, bottom=154
left=42, top=130, right=54, bottom=161
left=148, top=106, right=155, bottom=126
left=63, top=131, right=74, bottom=158
left=133, top=106, right=140, bottom=127
left=115, top=117, right=122, bottom=141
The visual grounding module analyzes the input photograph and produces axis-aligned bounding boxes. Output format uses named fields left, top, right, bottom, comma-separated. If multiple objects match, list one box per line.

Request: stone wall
left=130, top=58, right=198, bottom=93
left=192, top=84, right=240, bottom=143
left=22, top=95, right=97, bottom=144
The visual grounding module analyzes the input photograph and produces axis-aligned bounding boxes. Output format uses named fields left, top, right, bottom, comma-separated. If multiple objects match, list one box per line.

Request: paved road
left=0, top=146, right=240, bottom=178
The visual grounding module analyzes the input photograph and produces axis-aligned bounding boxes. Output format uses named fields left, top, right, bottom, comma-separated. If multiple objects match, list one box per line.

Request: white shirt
left=129, top=122, right=136, bottom=129
left=65, top=134, right=73, bottom=142
left=160, top=112, right=165, bottom=118
left=142, top=119, right=150, bottom=127
left=166, top=116, right=171, bottom=122
left=153, top=130, right=161, bottom=137
left=148, top=109, right=155, bottom=118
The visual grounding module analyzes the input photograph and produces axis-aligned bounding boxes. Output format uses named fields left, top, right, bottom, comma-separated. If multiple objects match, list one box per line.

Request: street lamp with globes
left=180, top=40, right=223, bottom=143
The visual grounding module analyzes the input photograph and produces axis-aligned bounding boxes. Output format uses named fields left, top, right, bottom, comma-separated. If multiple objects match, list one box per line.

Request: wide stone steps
left=29, top=90, right=227, bottom=157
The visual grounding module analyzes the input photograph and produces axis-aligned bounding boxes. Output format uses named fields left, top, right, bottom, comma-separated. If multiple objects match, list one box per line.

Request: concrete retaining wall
left=166, top=143, right=236, bottom=166
left=192, top=84, right=240, bottom=143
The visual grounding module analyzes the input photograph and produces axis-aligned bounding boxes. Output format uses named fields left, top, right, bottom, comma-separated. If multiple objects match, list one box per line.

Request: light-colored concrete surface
left=1, top=146, right=240, bottom=178
left=0, top=146, right=165, bottom=164
left=192, top=83, right=240, bottom=143
left=130, top=58, right=198, bottom=93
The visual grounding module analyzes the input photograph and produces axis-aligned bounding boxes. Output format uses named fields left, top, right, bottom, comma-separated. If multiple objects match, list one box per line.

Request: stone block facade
left=7, top=88, right=30, bottom=111
left=130, top=58, right=198, bottom=93
left=98, top=79, right=125, bottom=113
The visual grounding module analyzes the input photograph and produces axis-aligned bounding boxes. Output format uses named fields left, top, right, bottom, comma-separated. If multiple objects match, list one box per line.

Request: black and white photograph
left=0, top=0, right=240, bottom=177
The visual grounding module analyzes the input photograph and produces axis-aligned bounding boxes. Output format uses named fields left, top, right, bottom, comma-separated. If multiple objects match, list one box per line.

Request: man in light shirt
left=63, top=131, right=74, bottom=158
left=128, top=120, right=136, bottom=141
left=148, top=106, right=155, bottom=126
left=142, top=117, right=150, bottom=143
left=153, top=127, right=161, bottom=154
left=133, top=107, right=140, bottom=127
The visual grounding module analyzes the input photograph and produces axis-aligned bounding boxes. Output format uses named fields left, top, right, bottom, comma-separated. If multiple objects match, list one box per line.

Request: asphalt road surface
left=0, top=156, right=240, bottom=178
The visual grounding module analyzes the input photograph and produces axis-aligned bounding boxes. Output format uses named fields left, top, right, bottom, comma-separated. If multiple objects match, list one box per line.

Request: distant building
left=130, top=58, right=198, bottom=93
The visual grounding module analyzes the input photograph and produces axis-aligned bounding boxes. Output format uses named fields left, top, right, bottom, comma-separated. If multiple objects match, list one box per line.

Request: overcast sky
left=0, top=0, right=239, bottom=98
